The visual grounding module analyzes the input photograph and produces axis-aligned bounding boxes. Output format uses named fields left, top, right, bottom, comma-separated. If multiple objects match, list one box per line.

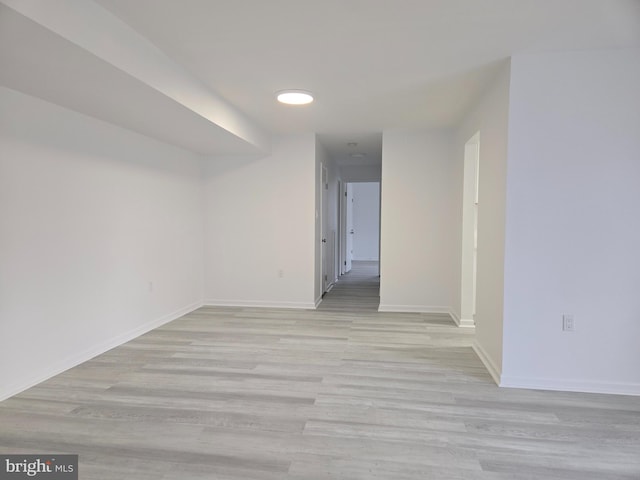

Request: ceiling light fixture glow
left=276, top=90, right=314, bottom=105
left=350, top=152, right=366, bottom=158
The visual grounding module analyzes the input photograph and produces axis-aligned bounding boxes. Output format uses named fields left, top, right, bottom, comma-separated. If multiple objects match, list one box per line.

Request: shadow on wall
left=202, top=154, right=268, bottom=178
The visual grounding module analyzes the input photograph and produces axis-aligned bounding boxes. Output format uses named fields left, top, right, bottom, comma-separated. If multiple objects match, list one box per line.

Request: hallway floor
left=318, top=260, right=380, bottom=312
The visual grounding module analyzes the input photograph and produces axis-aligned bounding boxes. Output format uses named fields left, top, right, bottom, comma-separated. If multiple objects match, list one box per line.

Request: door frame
left=321, top=164, right=329, bottom=294
left=339, top=181, right=347, bottom=275
left=460, top=132, right=480, bottom=328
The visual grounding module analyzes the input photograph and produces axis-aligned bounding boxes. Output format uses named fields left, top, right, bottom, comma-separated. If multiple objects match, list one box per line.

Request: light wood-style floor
left=1, top=262, right=639, bottom=479
left=318, top=260, right=381, bottom=313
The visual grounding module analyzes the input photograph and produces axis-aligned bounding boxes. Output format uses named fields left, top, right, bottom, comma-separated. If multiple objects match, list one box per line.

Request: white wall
left=339, top=165, right=381, bottom=183
left=456, top=62, right=511, bottom=380
left=501, top=49, right=640, bottom=394
left=0, top=86, right=204, bottom=400
left=352, top=183, right=380, bottom=261
left=203, top=134, right=317, bottom=309
left=379, top=129, right=459, bottom=314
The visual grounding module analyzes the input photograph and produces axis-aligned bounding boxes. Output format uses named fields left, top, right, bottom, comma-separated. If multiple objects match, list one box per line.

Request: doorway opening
left=339, top=182, right=380, bottom=275
left=318, top=180, right=381, bottom=312
left=460, top=132, right=480, bottom=327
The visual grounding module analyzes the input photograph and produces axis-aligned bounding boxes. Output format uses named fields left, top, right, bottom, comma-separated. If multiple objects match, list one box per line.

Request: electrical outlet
left=277, top=269, right=284, bottom=278
left=148, top=281, right=154, bottom=293
left=562, top=314, right=575, bottom=332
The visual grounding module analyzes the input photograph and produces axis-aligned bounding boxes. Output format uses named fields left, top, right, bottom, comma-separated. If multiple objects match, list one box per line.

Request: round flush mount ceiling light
left=276, top=90, right=314, bottom=105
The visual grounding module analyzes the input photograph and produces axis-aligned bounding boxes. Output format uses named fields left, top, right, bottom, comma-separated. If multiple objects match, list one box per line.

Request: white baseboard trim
left=472, top=341, right=501, bottom=386
left=378, top=304, right=451, bottom=314
left=204, top=299, right=316, bottom=310
left=449, top=310, right=475, bottom=328
left=0, top=300, right=203, bottom=402
left=500, top=375, right=640, bottom=396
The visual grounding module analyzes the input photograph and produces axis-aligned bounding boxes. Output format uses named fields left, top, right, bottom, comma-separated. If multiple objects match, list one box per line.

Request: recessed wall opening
left=316, top=133, right=382, bottom=310
left=319, top=180, right=381, bottom=312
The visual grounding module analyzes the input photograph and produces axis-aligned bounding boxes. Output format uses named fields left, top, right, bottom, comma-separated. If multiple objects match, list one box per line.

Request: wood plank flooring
left=1, top=263, right=639, bottom=479
left=318, top=261, right=381, bottom=312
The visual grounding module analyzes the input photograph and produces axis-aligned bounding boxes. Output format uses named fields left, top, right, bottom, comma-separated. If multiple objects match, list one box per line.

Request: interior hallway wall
left=379, top=129, right=459, bottom=314
left=455, top=61, right=511, bottom=380
left=0, top=86, right=205, bottom=400
left=501, top=49, right=640, bottom=395
left=203, top=134, right=317, bottom=309
left=339, top=165, right=381, bottom=183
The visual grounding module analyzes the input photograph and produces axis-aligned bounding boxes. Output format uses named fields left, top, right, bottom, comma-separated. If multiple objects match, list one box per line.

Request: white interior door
left=338, top=180, right=344, bottom=276
left=321, top=164, right=329, bottom=293
left=345, top=183, right=354, bottom=272
left=472, top=142, right=479, bottom=317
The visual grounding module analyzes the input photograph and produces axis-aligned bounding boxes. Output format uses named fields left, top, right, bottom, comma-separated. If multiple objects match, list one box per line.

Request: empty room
left=1, top=1, right=639, bottom=479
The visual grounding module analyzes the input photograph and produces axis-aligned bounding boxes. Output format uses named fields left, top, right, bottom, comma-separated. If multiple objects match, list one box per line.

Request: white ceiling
left=3, top=0, right=640, bottom=162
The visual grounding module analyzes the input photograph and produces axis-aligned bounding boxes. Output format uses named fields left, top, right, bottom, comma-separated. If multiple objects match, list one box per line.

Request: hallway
left=317, top=261, right=380, bottom=312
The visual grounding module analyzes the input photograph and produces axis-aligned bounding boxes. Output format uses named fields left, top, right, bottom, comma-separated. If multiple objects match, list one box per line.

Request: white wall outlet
left=148, top=281, right=154, bottom=293
left=277, top=269, right=284, bottom=278
left=562, top=314, right=575, bottom=332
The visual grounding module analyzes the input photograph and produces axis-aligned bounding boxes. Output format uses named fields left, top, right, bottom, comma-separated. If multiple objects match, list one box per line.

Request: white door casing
left=345, top=183, right=354, bottom=273
left=321, top=164, right=330, bottom=293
